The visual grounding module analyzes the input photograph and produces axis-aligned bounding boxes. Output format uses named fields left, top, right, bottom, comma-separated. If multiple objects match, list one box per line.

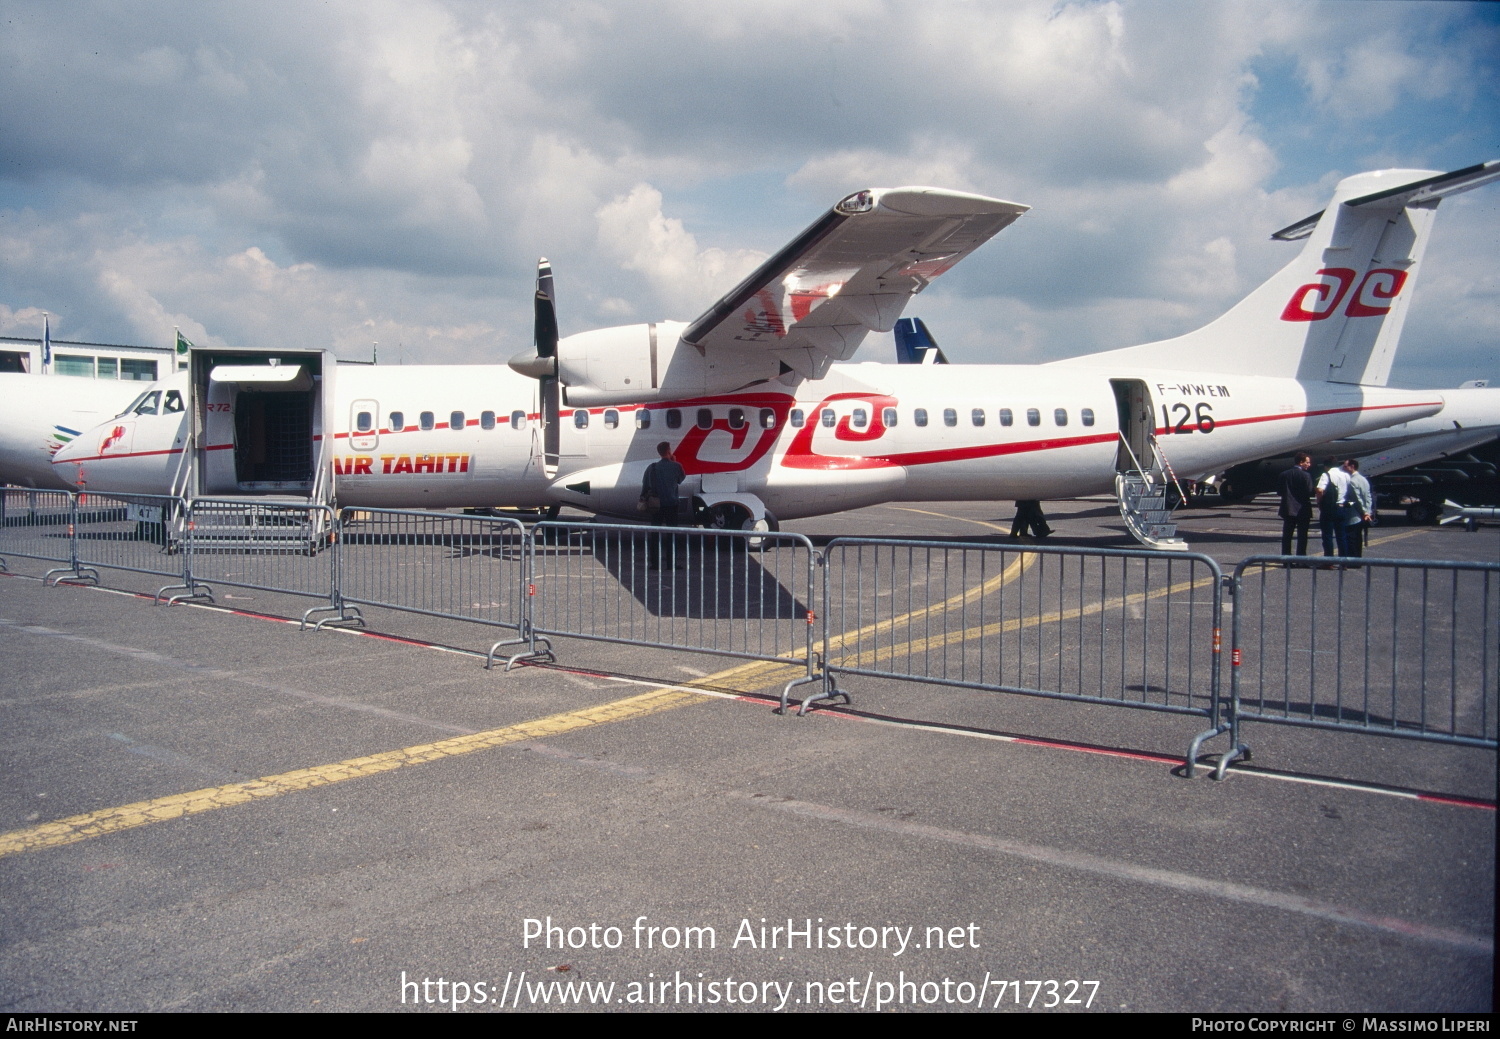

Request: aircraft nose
left=50, top=436, right=87, bottom=486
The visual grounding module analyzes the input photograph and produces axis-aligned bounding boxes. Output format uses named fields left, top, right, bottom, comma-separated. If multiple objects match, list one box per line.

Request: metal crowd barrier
left=336, top=508, right=531, bottom=654
left=816, top=538, right=1227, bottom=766
left=0, top=488, right=83, bottom=580
left=525, top=520, right=821, bottom=697
left=1223, top=556, right=1499, bottom=776
left=69, top=492, right=189, bottom=593
left=177, top=498, right=343, bottom=626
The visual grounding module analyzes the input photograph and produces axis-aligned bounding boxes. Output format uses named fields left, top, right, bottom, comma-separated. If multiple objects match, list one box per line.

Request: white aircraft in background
left=49, top=161, right=1499, bottom=548
left=0, top=373, right=143, bottom=490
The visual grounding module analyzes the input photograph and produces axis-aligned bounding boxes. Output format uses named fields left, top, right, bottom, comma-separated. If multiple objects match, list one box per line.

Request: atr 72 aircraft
left=49, top=161, right=1499, bottom=548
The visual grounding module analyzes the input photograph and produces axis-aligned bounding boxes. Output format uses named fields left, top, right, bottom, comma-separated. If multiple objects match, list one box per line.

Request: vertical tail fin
left=893, top=317, right=948, bottom=364
left=1067, top=161, right=1499, bottom=384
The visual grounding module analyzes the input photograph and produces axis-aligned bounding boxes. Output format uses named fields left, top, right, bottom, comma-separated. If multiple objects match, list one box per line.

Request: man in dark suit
left=1276, top=452, right=1315, bottom=556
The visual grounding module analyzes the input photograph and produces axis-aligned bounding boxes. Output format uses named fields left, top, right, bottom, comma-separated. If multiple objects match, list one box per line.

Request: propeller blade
left=534, top=258, right=558, bottom=359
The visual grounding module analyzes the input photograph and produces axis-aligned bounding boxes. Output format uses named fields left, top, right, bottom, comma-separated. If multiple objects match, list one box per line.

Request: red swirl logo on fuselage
left=667, top=394, right=794, bottom=476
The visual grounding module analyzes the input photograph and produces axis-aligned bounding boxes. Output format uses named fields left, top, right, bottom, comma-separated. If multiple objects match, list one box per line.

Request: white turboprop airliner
left=0, top=373, right=143, bottom=490
left=48, top=161, right=1499, bottom=548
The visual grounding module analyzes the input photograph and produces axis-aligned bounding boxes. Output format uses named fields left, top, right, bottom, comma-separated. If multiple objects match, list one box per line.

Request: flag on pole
left=42, top=313, right=51, bottom=368
left=175, top=328, right=194, bottom=355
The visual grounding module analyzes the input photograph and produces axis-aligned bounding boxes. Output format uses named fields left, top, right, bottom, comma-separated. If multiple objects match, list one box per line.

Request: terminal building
left=0, top=334, right=178, bottom=381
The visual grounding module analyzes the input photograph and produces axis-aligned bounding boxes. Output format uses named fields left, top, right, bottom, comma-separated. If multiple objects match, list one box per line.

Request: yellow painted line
left=0, top=686, right=706, bottom=860
left=1366, top=528, right=1432, bottom=549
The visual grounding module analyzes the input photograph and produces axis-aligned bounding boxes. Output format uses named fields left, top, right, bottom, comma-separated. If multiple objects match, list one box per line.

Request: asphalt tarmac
left=0, top=497, right=1494, bottom=1012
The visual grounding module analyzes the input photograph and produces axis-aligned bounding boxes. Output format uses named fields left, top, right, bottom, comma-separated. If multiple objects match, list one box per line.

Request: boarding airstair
left=1115, top=433, right=1190, bottom=551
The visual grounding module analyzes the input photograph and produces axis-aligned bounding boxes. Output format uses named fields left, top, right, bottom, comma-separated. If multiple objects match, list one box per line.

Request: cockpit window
left=133, top=391, right=161, bottom=416
left=163, top=390, right=184, bottom=413
left=118, top=391, right=152, bottom=418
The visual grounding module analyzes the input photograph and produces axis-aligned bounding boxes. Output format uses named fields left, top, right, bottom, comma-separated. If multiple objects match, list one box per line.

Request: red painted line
left=1416, top=792, right=1497, bottom=811
left=1013, top=736, right=1184, bottom=765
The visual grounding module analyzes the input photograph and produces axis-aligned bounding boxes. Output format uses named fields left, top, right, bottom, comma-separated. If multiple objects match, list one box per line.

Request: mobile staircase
left=1115, top=433, right=1190, bottom=551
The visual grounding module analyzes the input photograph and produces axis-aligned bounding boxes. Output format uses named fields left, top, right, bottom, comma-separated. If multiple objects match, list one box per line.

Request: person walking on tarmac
left=1010, top=500, right=1053, bottom=539
left=1342, top=458, right=1374, bottom=560
left=641, top=441, right=686, bottom=568
left=1276, top=452, right=1315, bottom=556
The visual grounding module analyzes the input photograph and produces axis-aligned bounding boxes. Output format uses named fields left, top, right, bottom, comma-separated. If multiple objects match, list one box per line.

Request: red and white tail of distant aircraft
left=48, top=161, right=1500, bottom=548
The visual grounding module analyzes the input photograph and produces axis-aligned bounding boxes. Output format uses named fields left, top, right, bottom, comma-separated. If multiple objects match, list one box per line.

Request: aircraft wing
left=681, top=187, right=1027, bottom=377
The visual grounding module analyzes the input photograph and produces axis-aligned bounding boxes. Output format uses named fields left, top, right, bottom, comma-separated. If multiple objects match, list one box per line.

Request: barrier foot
left=159, top=582, right=213, bottom=606
left=778, top=674, right=847, bottom=716
left=306, top=604, right=365, bottom=631
left=1212, top=742, right=1251, bottom=782
left=45, top=565, right=98, bottom=587
left=491, top=635, right=554, bottom=671
left=0, top=556, right=8, bottom=572
left=1184, top=723, right=1230, bottom=779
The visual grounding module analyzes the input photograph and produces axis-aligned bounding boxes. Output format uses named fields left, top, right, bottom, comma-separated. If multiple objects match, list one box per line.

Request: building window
left=665, top=409, right=682, bottom=429
left=55, top=354, right=94, bottom=378
left=759, top=408, right=777, bottom=429
left=971, top=408, right=986, bottom=427
left=914, top=408, right=928, bottom=427
left=573, top=410, right=589, bottom=429
left=943, top=408, right=957, bottom=427
left=1054, top=408, right=1068, bottom=426
left=1027, top=408, right=1040, bottom=427
left=1081, top=408, right=1095, bottom=427
left=789, top=409, right=805, bottom=428
left=121, top=359, right=158, bottom=381
left=96, top=357, right=118, bottom=379
left=882, top=407, right=897, bottom=427
left=481, top=410, right=496, bottom=430
left=389, top=411, right=405, bottom=431
left=420, top=411, right=435, bottom=430
left=510, top=410, right=526, bottom=430
left=450, top=411, right=464, bottom=430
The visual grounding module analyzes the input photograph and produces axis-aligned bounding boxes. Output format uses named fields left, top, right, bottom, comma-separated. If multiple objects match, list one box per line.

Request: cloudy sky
left=1, top=0, right=1495, bottom=386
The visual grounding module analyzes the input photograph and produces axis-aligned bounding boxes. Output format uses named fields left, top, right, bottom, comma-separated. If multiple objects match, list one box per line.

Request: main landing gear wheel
left=703, top=503, right=779, bottom=550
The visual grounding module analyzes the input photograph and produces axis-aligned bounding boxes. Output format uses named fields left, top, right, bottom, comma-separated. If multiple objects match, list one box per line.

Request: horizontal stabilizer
left=1272, top=160, right=1500, bottom=241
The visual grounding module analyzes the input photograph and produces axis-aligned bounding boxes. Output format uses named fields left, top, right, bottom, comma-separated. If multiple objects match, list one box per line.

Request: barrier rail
left=69, top=492, right=190, bottom=594
left=336, top=508, right=531, bottom=652
left=0, top=488, right=86, bottom=581
left=179, top=499, right=342, bottom=625
left=525, top=520, right=820, bottom=696
left=1223, top=556, right=1499, bottom=776
left=816, top=538, right=1227, bottom=766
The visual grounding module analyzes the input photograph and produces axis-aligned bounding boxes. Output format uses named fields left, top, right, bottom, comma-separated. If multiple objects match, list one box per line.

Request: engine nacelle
left=556, top=321, right=783, bottom=407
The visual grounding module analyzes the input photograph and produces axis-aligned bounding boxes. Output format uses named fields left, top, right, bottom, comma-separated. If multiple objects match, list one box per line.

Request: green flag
left=175, top=329, right=194, bottom=355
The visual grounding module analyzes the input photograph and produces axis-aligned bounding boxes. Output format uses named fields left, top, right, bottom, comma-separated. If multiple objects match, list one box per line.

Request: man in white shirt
left=1315, top=460, right=1354, bottom=558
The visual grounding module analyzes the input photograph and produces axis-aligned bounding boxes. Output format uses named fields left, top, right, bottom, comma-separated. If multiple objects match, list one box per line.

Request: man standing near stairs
left=1276, top=453, right=1315, bottom=556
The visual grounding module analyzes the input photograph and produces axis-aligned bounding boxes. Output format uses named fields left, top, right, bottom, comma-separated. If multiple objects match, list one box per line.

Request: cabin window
left=882, top=407, right=897, bottom=427
left=420, top=411, right=435, bottom=431
left=573, top=410, right=589, bottom=429
left=852, top=408, right=868, bottom=428
left=999, top=408, right=1013, bottom=426
left=603, top=409, right=619, bottom=429
left=163, top=390, right=184, bottom=414
left=1027, top=408, right=1040, bottom=427
left=356, top=411, right=374, bottom=433
left=389, top=411, right=405, bottom=431
left=1054, top=408, right=1068, bottom=426
left=1081, top=408, right=1095, bottom=427
left=789, top=409, right=805, bottom=427
left=665, top=409, right=682, bottom=429
left=450, top=411, right=465, bottom=431
left=133, top=391, right=161, bottom=416
left=510, top=410, right=526, bottom=430
left=943, top=408, right=957, bottom=427
left=759, top=408, right=777, bottom=429
left=914, top=408, right=928, bottom=427
left=697, top=409, right=713, bottom=429
left=971, top=408, right=986, bottom=427
left=728, top=408, right=746, bottom=429
left=821, top=409, right=836, bottom=428
left=480, top=411, right=496, bottom=430
left=636, top=409, right=651, bottom=429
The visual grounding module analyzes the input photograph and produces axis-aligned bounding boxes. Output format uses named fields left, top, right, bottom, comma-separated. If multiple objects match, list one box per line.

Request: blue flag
left=42, top=313, right=51, bottom=367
